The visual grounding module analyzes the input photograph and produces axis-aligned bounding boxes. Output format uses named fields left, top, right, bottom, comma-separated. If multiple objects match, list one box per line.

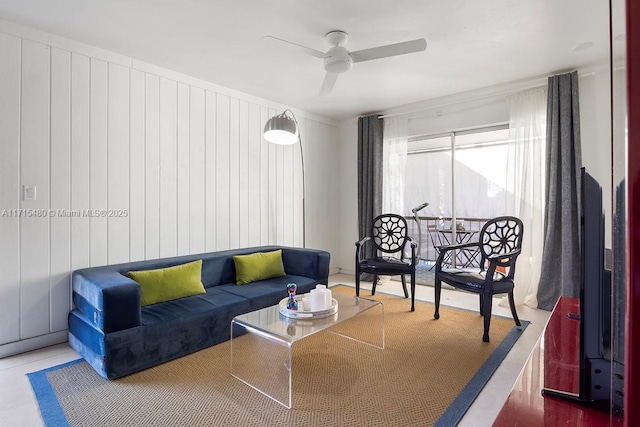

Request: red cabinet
left=493, top=297, right=622, bottom=427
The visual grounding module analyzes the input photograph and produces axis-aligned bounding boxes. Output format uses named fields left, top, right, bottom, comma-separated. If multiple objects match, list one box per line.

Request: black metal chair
left=355, top=214, right=417, bottom=311
left=433, top=216, right=524, bottom=342
left=426, top=224, right=451, bottom=269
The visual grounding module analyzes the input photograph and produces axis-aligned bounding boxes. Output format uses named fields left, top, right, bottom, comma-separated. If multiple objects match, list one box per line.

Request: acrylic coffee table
left=230, top=290, right=384, bottom=408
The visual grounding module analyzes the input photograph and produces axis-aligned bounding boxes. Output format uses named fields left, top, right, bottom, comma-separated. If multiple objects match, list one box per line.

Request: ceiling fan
left=265, top=30, right=427, bottom=96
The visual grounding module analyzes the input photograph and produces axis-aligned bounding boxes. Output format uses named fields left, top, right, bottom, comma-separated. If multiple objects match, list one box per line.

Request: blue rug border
left=434, top=319, right=530, bottom=427
left=28, top=289, right=528, bottom=427
left=27, top=358, right=83, bottom=427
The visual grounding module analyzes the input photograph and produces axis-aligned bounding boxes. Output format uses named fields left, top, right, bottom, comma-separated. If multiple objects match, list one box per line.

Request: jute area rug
left=28, top=286, right=526, bottom=427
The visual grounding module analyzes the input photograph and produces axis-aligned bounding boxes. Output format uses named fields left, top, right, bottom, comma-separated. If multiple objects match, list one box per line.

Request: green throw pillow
left=127, top=259, right=206, bottom=306
left=233, top=249, right=286, bottom=285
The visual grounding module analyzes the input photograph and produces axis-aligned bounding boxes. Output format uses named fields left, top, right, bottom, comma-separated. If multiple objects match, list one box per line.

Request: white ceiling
left=0, top=0, right=611, bottom=121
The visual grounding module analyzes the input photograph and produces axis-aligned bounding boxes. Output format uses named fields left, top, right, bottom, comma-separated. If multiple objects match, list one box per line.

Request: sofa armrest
left=281, top=247, right=330, bottom=284
left=72, top=270, right=141, bottom=333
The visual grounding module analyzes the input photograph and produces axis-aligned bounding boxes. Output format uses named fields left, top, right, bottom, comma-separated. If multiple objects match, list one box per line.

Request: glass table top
left=231, top=291, right=382, bottom=344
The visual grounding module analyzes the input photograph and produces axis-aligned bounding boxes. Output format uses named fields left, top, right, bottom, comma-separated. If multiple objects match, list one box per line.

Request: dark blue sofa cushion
left=140, top=287, right=249, bottom=325
left=73, top=270, right=141, bottom=333
left=215, top=274, right=317, bottom=311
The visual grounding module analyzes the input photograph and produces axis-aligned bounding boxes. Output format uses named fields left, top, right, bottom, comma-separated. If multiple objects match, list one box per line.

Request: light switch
left=23, top=185, right=37, bottom=201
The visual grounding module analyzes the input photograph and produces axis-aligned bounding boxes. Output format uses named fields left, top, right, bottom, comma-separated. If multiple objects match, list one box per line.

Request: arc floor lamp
left=263, top=109, right=306, bottom=247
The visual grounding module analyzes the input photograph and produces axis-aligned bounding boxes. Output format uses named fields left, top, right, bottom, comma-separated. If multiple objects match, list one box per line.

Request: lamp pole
left=264, top=109, right=306, bottom=248
left=299, top=129, right=306, bottom=248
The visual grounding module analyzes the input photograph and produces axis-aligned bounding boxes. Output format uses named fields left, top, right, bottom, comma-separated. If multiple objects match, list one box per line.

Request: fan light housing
left=264, top=112, right=299, bottom=145
left=323, top=46, right=353, bottom=73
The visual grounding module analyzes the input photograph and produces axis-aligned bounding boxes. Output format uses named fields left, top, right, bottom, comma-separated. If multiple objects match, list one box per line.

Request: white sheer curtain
left=505, top=87, right=547, bottom=307
left=383, top=118, right=409, bottom=215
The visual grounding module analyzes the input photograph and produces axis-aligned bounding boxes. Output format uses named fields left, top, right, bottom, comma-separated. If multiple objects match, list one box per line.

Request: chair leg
left=410, top=270, right=416, bottom=312
left=400, top=275, right=409, bottom=299
left=479, top=294, right=484, bottom=316
left=434, top=278, right=441, bottom=319
left=371, top=275, right=379, bottom=295
left=482, top=293, right=492, bottom=342
left=355, top=271, right=360, bottom=296
left=508, top=291, right=522, bottom=327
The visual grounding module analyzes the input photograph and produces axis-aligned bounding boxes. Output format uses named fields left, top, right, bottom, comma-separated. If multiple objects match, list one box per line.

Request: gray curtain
left=537, top=71, right=583, bottom=311
left=357, top=115, right=384, bottom=262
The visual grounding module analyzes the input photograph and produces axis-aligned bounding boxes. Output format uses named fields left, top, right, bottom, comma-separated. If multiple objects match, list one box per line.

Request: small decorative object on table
left=286, top=283, right=299, bottom=310
left=279, top=283, right=338, bottom=319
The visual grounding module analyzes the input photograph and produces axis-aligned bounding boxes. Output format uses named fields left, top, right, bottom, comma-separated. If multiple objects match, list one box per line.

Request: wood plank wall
left=0, top=30, right=339, bottom=352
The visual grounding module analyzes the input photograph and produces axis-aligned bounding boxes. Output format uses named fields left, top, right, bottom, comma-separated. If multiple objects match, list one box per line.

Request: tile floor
left=0, top=273, right=550, bottom=426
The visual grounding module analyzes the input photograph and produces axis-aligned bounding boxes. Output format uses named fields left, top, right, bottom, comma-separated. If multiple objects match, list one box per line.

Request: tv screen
left=579, top=167, right=611, bottom=404
left=541, top=167, right=615, bottom=414
left=612, top=178, right=626, bottom=416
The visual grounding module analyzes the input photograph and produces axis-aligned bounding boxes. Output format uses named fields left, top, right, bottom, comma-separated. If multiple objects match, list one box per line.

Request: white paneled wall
left=0, top=27, right=339, bottom=355
left=20, top=39, right=51, bottom=339
left=0, top=32, right=21, bottom=346
left=50, top=47, right=72, bottom=333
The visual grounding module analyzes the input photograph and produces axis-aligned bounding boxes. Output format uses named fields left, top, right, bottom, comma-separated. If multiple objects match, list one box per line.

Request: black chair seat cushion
left=359, top=256, right=412, bottom=274
left=438, top=269, right=514, bottom=294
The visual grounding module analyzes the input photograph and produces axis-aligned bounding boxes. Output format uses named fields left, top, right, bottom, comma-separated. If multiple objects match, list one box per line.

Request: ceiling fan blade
left=262, top=35, right=325, bottom=59
left=320, top=72, right=339, bottom=96
left=350, top=38, right=427, bottom=63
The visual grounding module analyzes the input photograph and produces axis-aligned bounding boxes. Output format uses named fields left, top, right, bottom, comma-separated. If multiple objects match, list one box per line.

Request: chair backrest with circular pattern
left=479, top=216, right=524, bottom=272
left=372, top=214, right=409, bottom=254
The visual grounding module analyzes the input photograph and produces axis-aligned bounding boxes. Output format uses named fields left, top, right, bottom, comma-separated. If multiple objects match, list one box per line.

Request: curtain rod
left=377, top=70, right=596, bottom=120
left=407, top=121, right=509, bottom=141
left=378, top=84, right=545, bottom=120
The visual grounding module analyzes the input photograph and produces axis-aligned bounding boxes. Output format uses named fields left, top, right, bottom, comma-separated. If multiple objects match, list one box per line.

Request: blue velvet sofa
left=68, top=246, right=330, bottom=379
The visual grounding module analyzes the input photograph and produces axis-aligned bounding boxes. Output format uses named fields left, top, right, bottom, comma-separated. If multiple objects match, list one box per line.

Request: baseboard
left=0, top=330, right=68, bottom=358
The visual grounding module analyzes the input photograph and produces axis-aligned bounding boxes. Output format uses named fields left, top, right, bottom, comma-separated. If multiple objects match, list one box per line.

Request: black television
left=541, top=167, right=618, bottom=414
left=612, top=178, right=626, bottom=417
left=578, top=167, right=612, bottom=408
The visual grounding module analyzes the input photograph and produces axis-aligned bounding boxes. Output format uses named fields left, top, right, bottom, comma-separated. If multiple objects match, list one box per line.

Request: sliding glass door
left=404, top=126, right=510, bottom=268
left=404, top=134, right=451, bottom=263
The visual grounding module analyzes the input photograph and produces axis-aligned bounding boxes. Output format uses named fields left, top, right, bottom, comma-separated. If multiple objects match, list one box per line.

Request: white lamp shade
left=264, top=115, right=299, bottom=145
